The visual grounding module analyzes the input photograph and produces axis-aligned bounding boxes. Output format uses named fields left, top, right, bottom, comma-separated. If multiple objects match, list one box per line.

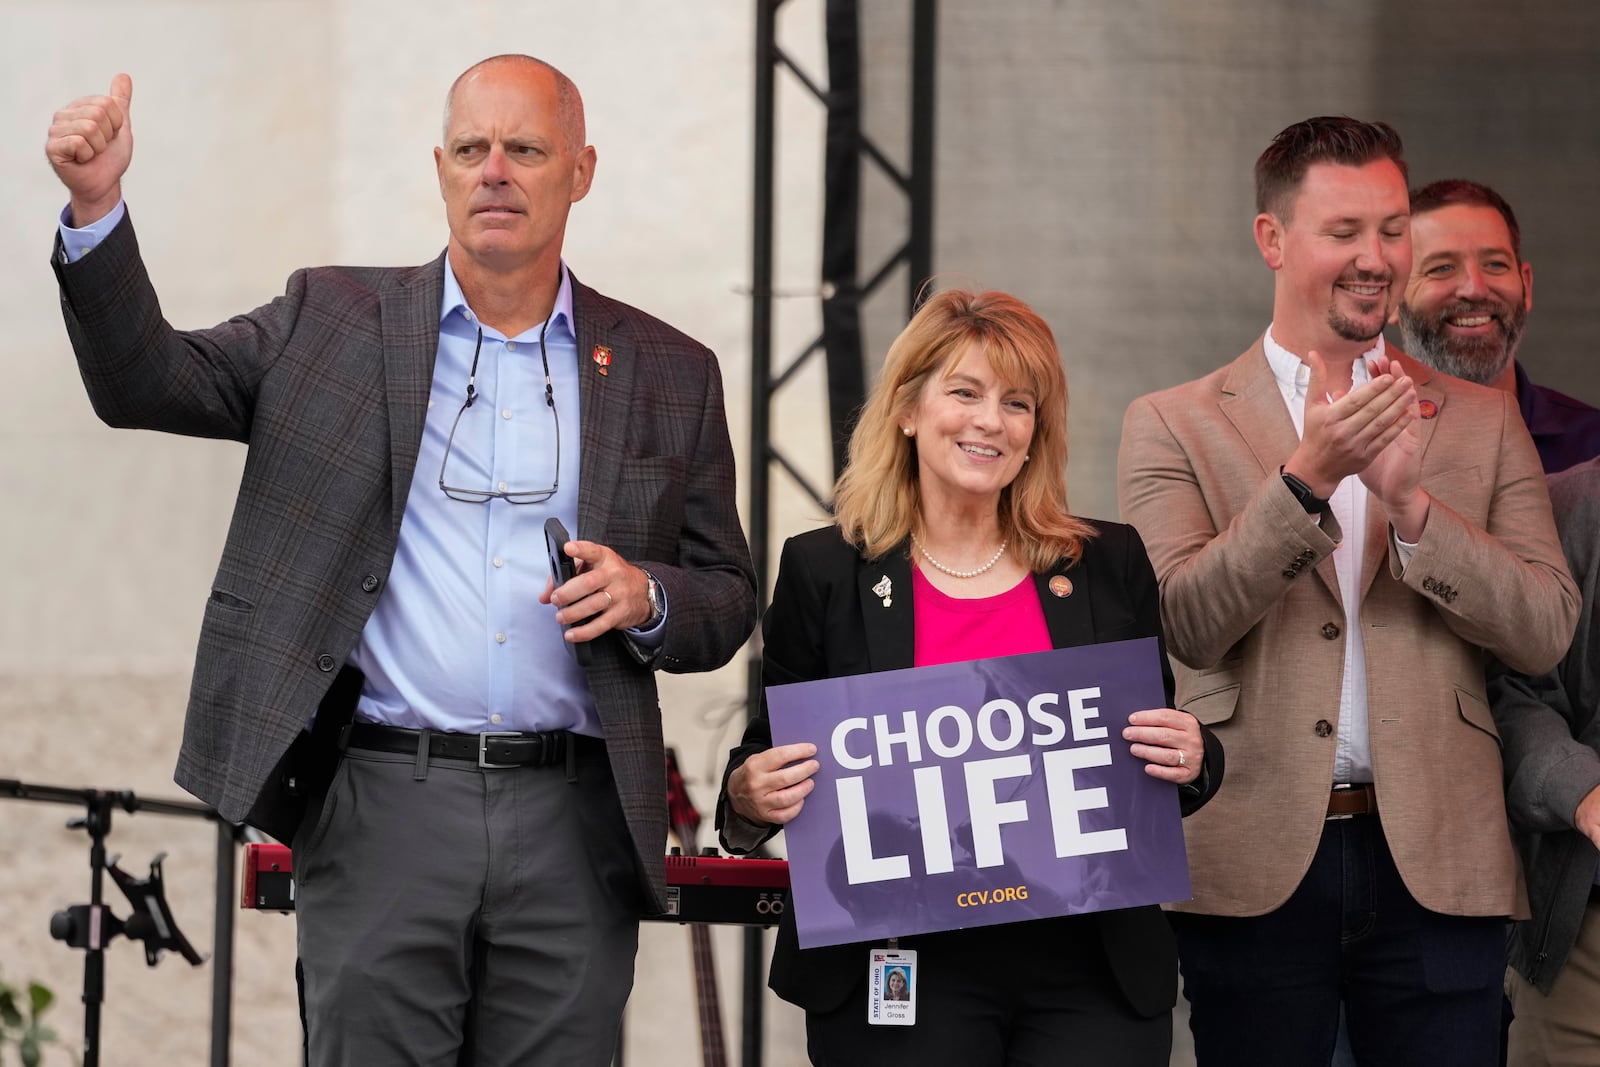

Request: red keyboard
left=241, top=843, right=789, bottom=926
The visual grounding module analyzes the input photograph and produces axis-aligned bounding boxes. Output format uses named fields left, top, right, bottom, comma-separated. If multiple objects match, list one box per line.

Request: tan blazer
left=1117, top=338, right=1578, bottom=919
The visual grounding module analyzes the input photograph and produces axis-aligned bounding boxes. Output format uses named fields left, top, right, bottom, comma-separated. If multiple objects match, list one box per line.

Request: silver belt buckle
left=478, top=731, right=522, bottom=769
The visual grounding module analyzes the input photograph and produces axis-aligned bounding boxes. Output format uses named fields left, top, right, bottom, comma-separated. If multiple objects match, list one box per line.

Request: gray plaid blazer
left=53, top=213, right=756, bottom=910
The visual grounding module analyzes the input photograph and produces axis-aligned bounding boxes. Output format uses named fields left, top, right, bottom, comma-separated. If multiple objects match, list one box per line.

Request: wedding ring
left=602, top=590, right=614, bottom=606
left=1177, top=750, right=1187, bottom=768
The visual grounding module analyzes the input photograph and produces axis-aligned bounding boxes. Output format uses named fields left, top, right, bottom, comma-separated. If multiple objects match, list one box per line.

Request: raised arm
left=46, top=73, right=134, bottom=227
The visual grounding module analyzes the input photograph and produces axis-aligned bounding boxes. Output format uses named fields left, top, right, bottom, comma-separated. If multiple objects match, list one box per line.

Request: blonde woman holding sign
left=717, top=288, right=1222, bottom=1065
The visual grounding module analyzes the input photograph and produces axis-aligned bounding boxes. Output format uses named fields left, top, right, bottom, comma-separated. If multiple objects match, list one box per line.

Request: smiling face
left=1256, top=159, right=1412, bottom=358
left=887, top=969, right=908, bottom=998
left=1398, top=202, right=1532, bottom=386
left=434, top=60, right=595, bottom=280
left=903, top=342, right=1036, bottom=520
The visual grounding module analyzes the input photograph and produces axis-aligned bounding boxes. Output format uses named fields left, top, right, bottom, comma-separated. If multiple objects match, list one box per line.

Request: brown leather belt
left=1326, top=783, right=1378, bottom=820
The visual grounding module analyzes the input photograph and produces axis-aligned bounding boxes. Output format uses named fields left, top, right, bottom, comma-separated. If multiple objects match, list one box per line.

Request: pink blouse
left=911, top=563, right=1052, bottom=667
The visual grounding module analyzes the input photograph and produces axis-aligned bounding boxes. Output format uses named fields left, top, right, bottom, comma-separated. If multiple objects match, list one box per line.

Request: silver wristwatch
left=643, top=571, right=664, bottom=627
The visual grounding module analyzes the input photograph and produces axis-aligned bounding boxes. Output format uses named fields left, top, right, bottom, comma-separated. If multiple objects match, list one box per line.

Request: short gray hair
left=441, top=54, right=585, bottom=151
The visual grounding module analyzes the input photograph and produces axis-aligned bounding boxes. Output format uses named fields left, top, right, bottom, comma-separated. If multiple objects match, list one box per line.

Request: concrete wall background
left=862, top=1, right=1600, bottom=523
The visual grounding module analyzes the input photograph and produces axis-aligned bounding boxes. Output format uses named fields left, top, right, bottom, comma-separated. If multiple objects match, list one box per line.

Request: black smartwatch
left=1280, top=467, right=1328, bottom=514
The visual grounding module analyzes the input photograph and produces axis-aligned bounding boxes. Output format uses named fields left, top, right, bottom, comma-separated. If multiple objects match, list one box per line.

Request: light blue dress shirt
left=60, top=204, right=664, bottom=737
left=349, top=260, right=606, bottom=734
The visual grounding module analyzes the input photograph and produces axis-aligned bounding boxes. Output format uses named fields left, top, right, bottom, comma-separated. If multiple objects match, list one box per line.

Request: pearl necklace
left=912, top=534, right=1008, bottom=579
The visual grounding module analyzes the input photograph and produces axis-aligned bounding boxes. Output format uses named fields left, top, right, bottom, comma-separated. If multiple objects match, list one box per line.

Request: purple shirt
left=1517, top=361, right=1600, bottom=475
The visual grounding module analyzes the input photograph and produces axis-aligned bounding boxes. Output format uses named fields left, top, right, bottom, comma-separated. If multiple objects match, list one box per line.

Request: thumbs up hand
left=46, top=73, right=135, bottom=227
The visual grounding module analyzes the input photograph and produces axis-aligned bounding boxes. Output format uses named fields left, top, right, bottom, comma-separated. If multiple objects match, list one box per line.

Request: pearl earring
left=903, top=426, right=914, bottom=437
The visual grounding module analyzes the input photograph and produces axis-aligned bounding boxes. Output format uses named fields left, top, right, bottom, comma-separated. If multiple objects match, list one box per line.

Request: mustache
left=1436, top=298, right=1509, bottom=322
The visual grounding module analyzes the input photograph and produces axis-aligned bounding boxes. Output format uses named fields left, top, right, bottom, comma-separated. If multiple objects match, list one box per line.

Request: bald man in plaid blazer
left=47, top=56, right=755, bottom=1065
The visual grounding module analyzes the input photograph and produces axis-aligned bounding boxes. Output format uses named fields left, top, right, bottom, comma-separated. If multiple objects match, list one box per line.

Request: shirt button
left=502, top=409, right=513, bottom=420
left=497, top=481, right=508, bottom=492
left=361, top=574, right=381, bottom=593
left=1321, top=622, right=1340, bottom=640
left=316, top=654, right=336, bottom=673
left=506, top=340, right=518, bottom=352
left=1314, top=719, right=1333, bottom=737
left=495, top=632, right=507, bottom=644
left=491, top=714, right=503, bottom=725
left=492, top=557, right=504, bottom=568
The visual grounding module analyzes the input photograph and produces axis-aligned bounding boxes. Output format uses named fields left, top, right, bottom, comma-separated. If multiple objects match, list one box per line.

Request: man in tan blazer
left=1118, top=116, right=1578, bottom=1067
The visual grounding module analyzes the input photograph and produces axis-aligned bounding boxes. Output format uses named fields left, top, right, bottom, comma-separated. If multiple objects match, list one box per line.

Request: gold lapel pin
left=592, top=344, right=613, bottom=376
left=1048, top=575, right=1073, bottom=598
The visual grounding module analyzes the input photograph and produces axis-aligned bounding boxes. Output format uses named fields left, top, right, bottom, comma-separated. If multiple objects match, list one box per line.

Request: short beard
left=1328, top=272, right=1392, bottom=344
left=1397, top=300, right=1525, bottom=386
left=1329, top=305, right=1387, bottom=344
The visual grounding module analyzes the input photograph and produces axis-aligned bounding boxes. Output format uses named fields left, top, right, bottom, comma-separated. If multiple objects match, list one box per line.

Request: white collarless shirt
left=1262, top=326, right=1382, bottom=784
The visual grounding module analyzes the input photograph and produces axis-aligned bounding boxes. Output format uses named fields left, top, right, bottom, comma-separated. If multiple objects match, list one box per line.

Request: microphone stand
left=1, top=779, right=231, bottom=1067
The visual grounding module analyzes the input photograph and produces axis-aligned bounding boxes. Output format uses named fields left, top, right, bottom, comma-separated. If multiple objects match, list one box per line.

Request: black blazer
left=717, top=518, right=1223, bottom=1018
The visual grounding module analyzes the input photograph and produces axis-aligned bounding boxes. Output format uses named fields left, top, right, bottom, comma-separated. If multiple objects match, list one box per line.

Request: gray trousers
left=294, top=735, right=643, bottom=1066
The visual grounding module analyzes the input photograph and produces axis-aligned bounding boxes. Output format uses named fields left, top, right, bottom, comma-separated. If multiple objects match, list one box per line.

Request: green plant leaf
left=21, top=1032, right=42, bottom=1067
left=0, top=986, right=23, bottom=1028
left=27, top=983, right=53, bottom=1020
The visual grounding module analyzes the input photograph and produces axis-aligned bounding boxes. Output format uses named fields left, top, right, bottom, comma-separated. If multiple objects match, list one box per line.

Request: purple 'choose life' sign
left=766, top=638, right=1192, bottom=949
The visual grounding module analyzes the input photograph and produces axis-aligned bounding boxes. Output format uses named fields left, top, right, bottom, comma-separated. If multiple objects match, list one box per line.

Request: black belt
left=343, top=722, right=573, bottom=769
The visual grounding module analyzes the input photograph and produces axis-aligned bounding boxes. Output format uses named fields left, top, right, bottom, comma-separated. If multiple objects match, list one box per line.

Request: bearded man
left=1399, top=179, right=1600, bottom=474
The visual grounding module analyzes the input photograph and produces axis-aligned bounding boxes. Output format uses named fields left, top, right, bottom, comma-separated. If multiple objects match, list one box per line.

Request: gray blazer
left=52, top=213, right=757, bottom=910
left=1490, top=456, right=1600, bottom=992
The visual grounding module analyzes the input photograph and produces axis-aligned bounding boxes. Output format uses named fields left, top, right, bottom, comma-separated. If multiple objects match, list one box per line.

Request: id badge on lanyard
left=867, top=940, right=917, bottom=1026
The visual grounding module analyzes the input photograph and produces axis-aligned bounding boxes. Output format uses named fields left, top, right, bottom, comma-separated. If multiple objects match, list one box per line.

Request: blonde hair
left=832, top=288, right=1095, bottom=571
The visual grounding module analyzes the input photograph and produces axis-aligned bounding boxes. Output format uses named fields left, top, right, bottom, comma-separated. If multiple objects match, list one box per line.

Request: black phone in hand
left=544, top=517, right=591, bottom=666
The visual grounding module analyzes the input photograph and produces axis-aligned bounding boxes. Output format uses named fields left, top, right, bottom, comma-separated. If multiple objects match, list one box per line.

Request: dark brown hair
left=1410, top=179, right=1522, bottom=259
left=1255, top=116, right=1407, bottom=220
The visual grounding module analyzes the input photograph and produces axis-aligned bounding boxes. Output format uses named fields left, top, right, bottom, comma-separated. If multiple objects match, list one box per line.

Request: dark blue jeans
left=1169, top=814, right=1506, bottom=1067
